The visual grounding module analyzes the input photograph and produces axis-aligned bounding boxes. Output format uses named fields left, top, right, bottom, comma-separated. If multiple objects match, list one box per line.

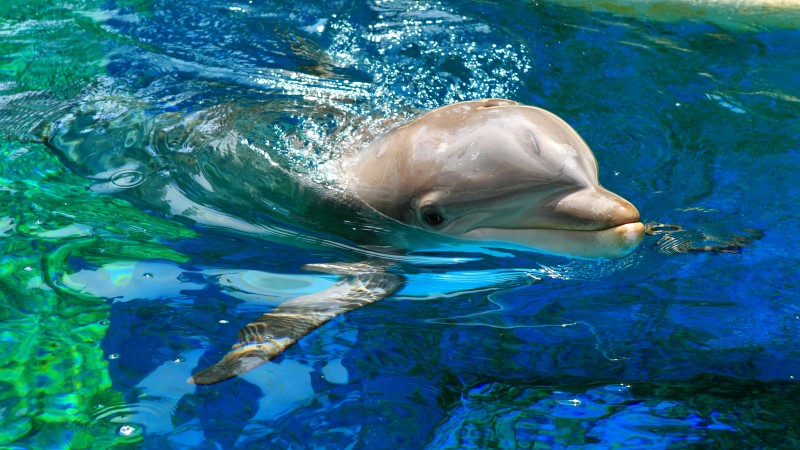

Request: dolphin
left=344, top=99, right=644, bottom=259
left=188, top=99, right=645, bottom=384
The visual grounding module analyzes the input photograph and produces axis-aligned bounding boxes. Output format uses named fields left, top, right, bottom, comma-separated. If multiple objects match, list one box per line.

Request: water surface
left=1, top=0, right=799, bottom=448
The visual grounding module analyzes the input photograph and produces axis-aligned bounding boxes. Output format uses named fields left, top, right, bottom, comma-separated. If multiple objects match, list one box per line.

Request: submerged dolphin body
left=189, top=99, right=645, bottom=384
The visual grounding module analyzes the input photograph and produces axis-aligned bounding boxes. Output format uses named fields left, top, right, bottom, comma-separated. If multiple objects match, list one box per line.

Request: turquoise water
left=1, top=0, right=799, bottom=448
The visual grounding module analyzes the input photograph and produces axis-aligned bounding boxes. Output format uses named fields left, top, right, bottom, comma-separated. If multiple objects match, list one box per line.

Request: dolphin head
left=344, top=99, right=644, bottom=259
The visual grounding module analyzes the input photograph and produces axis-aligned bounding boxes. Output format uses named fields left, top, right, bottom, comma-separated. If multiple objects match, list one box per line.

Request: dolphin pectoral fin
left=188, top=354, right=269, bottom=385
left=188, top=270, right=405, bottom=385
left=645, top=222, right=763, bottom=254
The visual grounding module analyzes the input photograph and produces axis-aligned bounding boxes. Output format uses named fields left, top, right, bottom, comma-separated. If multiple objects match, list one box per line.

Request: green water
left=1, top=2, right=193, bottom=446
left=0, top=140, right=196, bottom=447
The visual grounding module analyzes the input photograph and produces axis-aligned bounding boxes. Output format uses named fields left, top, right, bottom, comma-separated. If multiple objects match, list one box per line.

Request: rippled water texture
left=1, top=0, right=800, bottom=448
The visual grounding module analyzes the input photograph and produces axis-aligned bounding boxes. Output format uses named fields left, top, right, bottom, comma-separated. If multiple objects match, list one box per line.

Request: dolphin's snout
left=552, top=188, right=640, bottom=231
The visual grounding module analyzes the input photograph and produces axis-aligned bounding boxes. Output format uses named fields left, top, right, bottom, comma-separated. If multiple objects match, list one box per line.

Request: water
left=1, top=0, right=799, bottom=448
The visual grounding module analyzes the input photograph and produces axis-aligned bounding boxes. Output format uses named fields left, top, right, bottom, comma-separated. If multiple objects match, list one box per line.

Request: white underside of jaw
left=461, top=222, right=645, bottom=259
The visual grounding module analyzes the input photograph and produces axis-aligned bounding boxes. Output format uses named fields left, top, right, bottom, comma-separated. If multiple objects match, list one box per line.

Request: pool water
left=1, top=0, right=799, bottom=448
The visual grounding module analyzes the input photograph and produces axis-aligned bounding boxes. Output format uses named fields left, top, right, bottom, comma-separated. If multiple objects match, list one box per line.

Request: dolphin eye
left=423, top=211, right=444, bottom=226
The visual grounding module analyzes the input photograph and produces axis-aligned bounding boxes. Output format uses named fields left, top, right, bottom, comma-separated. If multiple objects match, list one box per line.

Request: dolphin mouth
left=462, top=221, right=645, bottom=259
left=456, top=186, right=644, bottom=258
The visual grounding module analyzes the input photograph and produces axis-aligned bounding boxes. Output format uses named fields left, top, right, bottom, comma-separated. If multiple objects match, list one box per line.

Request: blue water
left=1, top=0, right=799, bottom=448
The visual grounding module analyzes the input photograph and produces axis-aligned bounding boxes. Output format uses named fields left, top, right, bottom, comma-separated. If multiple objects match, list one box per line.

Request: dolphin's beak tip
left=618, top=221, right=645, bottom=253
left=626, top=221, right=645, bottom=238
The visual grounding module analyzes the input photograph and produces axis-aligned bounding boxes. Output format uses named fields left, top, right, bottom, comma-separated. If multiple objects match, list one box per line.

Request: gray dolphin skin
left=345, top=98, right=644, bottom=259
left=189, top=99, right=645, bottom=384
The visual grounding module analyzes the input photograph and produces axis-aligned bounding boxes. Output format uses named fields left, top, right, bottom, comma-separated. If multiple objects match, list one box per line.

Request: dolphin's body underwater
left=189, top=98, right=646, bottom=384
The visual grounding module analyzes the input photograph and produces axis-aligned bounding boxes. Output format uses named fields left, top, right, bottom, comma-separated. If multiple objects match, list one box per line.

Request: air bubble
left=108, top=353, right=120, bottom=360
left=124, top=130, right=138, bottom=148
left=110, top=169, right=145, bottom=189
left=116, top=424, right=141, bottom=437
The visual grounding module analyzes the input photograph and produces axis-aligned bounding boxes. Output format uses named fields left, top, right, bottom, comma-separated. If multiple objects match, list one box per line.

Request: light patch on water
left=706, top=93, right=747, bottom=114
left=60, top=259, right=351, bottom=308
left=251, top=70, right=371, bottom=102
left=191, top=172, right=214, bottom=192
left=35, top=223, right=93, bottom=239
left=60, top=261, right=203, bottom=302
left=304, top=18, right=328, bottom=34
left=554, top=398, right=583, bottom=407
left=321, top=358, right=350, bottom=385
left=0, top=217, right=15, bottom=236
left=239, top=360, right=316, bottom=420
left=549, top=0, right=800, bottom=30
left=75, top=9, right=141, bottom=24
left=89, top=165, right=147, bottom=193
left=211, top=269, right=339, bottom=306
left=159, top=182, right=268, bottom=234
left=396, top=269, right=541, bottom=299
